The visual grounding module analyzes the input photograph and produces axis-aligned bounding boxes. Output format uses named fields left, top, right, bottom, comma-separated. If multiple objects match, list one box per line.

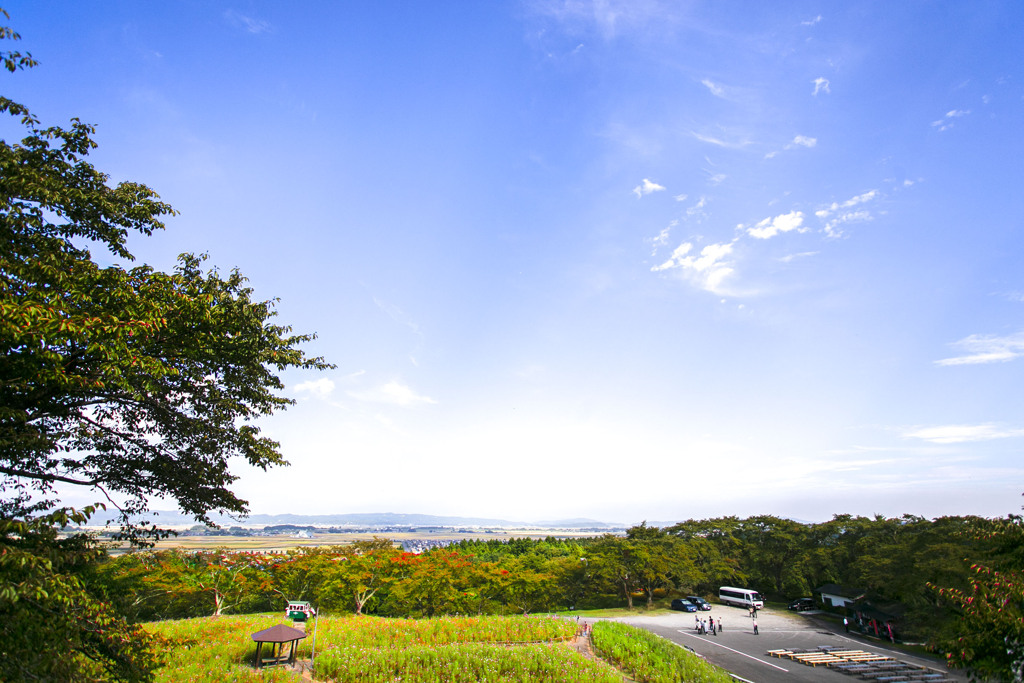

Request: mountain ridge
left=89, top=510, right=628, bottom=529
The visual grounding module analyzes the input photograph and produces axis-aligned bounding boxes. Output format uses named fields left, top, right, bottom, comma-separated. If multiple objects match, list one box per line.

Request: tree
left=931, top=509, right=1024, bottom=681
left=324, top=538, right=404, bottom=615
left=0, top=15, right=330, bottom=541
left=590, top=535, right=646, bottom=610
left=666, top=517, right=747, bottom=592
left=734, top=515, right=809, bottom=597
left=0, top=507, right=162, bottom=681
left=0, top=12, right=330, bottom=680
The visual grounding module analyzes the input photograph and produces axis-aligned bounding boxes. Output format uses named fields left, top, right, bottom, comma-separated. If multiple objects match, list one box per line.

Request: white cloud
left=778, top=251, right=818, bottom=263
left=691, top=131, right=750, bottom=149
left=649, top=219, right=676, bottom=252
left=812, top=77, right=831, bottom=95
left=904, top=424, right=1024, bottom=444
left=651, top=240, right=735, bottom=294
left=687, top=196, right=708, bottom=217
left=815, top=190, right=879, bottom=236
left=932, top=109, right=970, bottom=132
left=348, top=381, right=437, bottom=407
left=223, top=10, right=272, bottom=34
left=822, top=210, right=872, bottom=238
left=766, top=134, right=818, bottom=159
left=674, top=194, right=688, bottom=202
left=936, top=332, right=1024, bottom=366
left=701, top=79, right=725, bottom=98
left=746, top=210, right=805, bottom=239
left=633, top=178, right=666, bottom=198
left=294, top=378, right=335, bottom=399
left=801, top=15, right=823, bottom=26
left=707, top=172, right=727, bottom=185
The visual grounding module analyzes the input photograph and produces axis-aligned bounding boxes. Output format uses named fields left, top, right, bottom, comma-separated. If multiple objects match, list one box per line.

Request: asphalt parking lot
left=611, top=605, right=964, bottom=683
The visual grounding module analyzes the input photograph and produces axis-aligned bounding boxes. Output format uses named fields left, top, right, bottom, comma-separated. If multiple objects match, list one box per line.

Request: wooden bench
left=792, top=654, right=843, bottom=667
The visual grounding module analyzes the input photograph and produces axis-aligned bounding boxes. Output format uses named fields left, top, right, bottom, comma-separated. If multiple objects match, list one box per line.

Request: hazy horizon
left=10, top=2, right=1024, bottom=525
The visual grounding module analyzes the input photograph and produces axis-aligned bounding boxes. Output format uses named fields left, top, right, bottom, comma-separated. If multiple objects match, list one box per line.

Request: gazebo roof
left=251, top=624, right=307, bottom=643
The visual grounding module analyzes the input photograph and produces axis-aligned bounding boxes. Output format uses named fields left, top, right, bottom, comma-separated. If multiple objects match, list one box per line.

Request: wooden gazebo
left=251, top=624, right=307, bottom=668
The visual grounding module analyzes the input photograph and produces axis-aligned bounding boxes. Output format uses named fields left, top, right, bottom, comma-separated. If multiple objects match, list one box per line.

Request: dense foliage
left=88, top=512, right=1024, bottom=679
left=95, top=515, right=1000, bottom=635
left=0, top=11, right=329, bottom=680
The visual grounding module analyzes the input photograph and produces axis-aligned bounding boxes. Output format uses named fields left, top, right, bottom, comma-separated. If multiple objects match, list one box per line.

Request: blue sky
left=6, top=1, right=1024, bottom=524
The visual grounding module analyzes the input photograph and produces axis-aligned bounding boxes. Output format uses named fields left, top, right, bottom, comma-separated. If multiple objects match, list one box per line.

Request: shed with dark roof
left=251, top=624, right=307, bottom=668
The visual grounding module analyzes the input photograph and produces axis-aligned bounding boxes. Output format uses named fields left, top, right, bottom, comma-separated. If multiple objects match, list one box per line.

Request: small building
left=251, top=624, right=307, bottom=669
left=814, top=583, right=865, bottom=609
left=852, top=599, right=905, bottom=642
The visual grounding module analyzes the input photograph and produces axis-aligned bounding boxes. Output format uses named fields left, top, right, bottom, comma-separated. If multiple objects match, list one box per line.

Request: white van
left=718, top=586, right=764, bottom=609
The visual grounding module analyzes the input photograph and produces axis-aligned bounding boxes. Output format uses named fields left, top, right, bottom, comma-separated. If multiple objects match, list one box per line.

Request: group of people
left=693, top=615, right=721, bottom=635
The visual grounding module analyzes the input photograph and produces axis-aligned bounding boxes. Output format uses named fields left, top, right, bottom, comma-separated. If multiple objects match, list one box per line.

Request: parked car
left=670, top=598, right=699, bottom=612
left=686, top=596, right=712, bottom=611
left=788, top=597, right=815, bottom=611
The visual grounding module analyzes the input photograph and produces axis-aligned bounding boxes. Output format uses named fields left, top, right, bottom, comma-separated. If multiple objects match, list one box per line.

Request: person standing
left=718, top=617, right=723, bottom=632
left=843, top=617, right=849, bottom=633
left=753, top=618, right=759, bottom=635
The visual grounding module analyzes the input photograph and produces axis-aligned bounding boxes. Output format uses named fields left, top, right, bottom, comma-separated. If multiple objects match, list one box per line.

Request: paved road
left=609, top=605, right=964, bottom=683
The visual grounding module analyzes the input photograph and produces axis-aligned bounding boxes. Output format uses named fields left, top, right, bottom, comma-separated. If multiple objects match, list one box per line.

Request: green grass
left=556, top=598, right=679, bottom=618
left=592, top=621, right=734, bottom=683
left=146, top=613, right=623, bottom=682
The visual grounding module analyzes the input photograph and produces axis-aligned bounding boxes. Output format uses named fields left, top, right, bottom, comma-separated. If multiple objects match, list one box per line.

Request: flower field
left=146, top=613, right=624, bottom=682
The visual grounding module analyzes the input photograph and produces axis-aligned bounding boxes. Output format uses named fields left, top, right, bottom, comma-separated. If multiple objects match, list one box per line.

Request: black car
left=686, top=596, right=712, bottom=611
left=788, top=597, right=815, bottom=611
left=671, top=598, right=699, bottom=612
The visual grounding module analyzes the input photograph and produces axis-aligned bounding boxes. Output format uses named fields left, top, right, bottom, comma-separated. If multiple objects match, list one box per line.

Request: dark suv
left=670, top=598, right=699, bottom=612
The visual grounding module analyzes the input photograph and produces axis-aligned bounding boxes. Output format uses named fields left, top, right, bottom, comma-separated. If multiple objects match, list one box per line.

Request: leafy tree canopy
left=0, top=16, right=331, bottom=540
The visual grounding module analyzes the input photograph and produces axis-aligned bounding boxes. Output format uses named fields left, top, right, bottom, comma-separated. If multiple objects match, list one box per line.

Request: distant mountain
left=86, top=510, right=625, bottom=529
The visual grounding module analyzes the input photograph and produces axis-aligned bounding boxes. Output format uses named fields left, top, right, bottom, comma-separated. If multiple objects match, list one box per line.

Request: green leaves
left=1, top=93, right=332, bottom=541
left=0, top=506, right=163, bottom=681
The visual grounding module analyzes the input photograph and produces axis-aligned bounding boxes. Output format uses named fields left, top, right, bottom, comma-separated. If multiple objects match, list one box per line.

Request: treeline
left=93, top=513, right=1019, bottom=644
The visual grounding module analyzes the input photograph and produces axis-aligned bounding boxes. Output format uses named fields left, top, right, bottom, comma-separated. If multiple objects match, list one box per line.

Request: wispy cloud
left=701, top=79, right=725, bottom=98
left=633, top=178, right=666, bottom=198
left=651, top=240, right=736, bottom=294
left=801, top=15, right=823, bottom=26
left=936, top=332, right=1024, bottom=366
left=812, top=77, right=831, bottom=96
left=778, top=251, right=818, bottom=263
left=294, top=377, right=335, bottom=399
left=223, top=9, right=272, bottom=34
left=904, top=424, right=1024, bottom=444
left=932, top=109, right=970, bottom=132
left=821, top=210, right=872, bottom=238
left=815, top=190, right=879, bottom=237
left=686, top=196, right=708, bottom=218
left=765, top=135, right=818, bottom=159
left=348, top=380, right=437, bottom=407
left=745, top=210, right=805, bottom=239
left=649, top=219, right=677, bottom=252
left=691, top=131, right=750, bottom=149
